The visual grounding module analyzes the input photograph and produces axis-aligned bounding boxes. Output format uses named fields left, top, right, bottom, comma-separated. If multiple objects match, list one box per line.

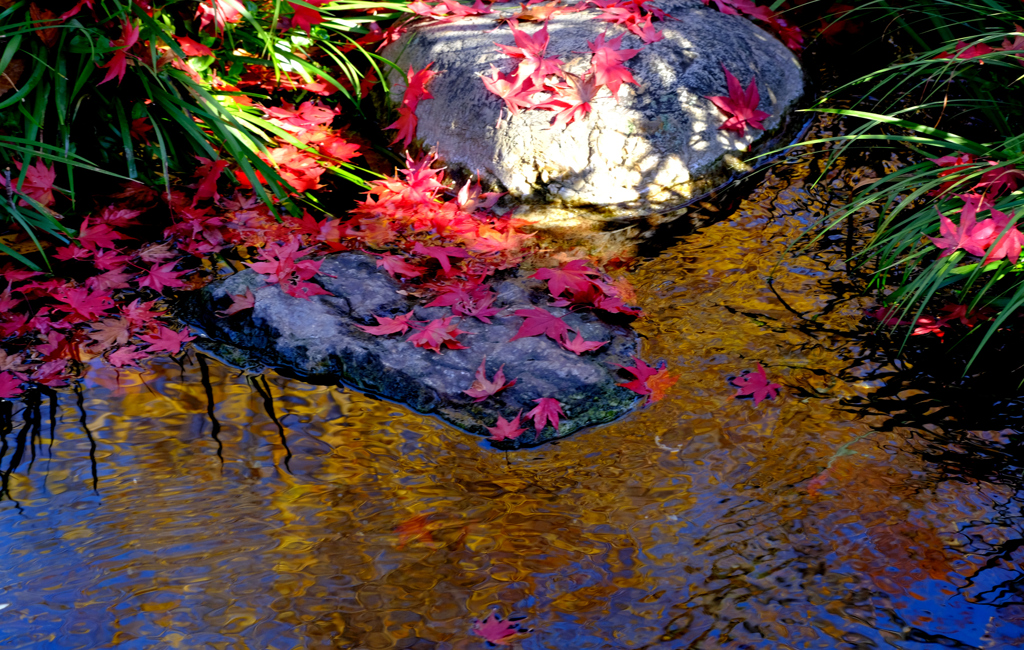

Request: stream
left=2, top=117, right=1023, bottom=649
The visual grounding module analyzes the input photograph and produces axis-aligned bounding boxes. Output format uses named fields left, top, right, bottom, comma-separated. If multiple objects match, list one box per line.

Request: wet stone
left=176, top=252, right=640, bottom=447
left=381, top=0, right=805, bottom=230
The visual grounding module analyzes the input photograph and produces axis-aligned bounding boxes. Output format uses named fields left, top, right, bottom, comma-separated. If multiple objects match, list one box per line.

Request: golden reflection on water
left=2, top=131, right=1023, bottom=648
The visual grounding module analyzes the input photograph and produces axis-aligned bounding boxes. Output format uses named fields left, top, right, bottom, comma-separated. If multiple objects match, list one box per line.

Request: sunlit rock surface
left=177, top=253, right=639, bottom=446
left=381, top=0, right=804, bottom=229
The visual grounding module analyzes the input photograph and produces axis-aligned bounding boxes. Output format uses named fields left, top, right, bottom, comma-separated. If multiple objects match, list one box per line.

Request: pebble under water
left=2, top=121, right=1024, bottom=649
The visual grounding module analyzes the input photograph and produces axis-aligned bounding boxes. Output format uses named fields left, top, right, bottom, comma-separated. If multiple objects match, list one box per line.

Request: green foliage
left=0, top=0, right=408, bottom=268
left=800, top=0, right=1024, bottom=369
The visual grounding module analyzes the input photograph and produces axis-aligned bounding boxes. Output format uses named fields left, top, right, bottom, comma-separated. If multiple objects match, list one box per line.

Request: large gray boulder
left=176, top=253, right=640, bottom=447
left=382, top=0, right=804, bottom=229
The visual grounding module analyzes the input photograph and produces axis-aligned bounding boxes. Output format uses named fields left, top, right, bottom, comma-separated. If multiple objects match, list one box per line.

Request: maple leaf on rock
left=481, top=66, right=539, bottom=115
left=357, top=311, right=418, bottom=336
left=730, top=363, right=781, bottom=405
left=219, top=288, right=256, bottom=317
left=531, top=259, right=601, bottom=298
left=526, top=396, right=563, bottom=432
left=464, top=356, right=516, bottom=401
left=509, top=307, right=570, bottom=343
left=706, top=65, right=770, bottom=137
left=560, top=329, right=609, bottom=354
left=407, top=317, right=469, bottom=352
left=540, top=73, right=600, bottom=128
left=496, top=22, right=564, bottom=86
left=412, top=242, right=469, bottom=273
left=375, top=253, right=427, bottom=279
left=139, top=326, right=196, bottom=355
left=588, top=32, right=641, bottom=99
left=487, top=411, right=527, bottom=441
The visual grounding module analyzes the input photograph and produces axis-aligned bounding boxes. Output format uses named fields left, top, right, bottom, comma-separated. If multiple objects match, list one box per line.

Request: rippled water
left=3, top=123, right=1024, bottom=649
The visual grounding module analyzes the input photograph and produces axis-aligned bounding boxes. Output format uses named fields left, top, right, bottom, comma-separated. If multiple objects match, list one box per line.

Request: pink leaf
left=463, top=356, right=516, bottom=401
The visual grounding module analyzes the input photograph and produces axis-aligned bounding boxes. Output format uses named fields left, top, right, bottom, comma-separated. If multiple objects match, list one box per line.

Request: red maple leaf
left=0, top=371, right=23, bottom=399
left=487, top=411, right=526, bottom=442
left=588, top=32, right=641, bottom=99
left=463, top=356, right=516, bottom=401
left=531, top=259, right=601, bottom=298
left=412, top=242, right=469, bottom=273
left=525, top=396, right=563, bottom=432
left=356, top=311, right=418, bottom=336
left=12, top=159, right=58, bottom=207
left=138, top=325, right=196, bottom=355
left=560, top=330, right=608, bottom=355
left=630, top=15, right=663, bottom=43
left=929, top=203, right=996, bottom=257
left=30, top=359, right=69, bottom=387
left=496, top=22, right=564, bottom=86
left=509, top=307, right=570, bottom=343
left=175, top=35, right=213, bottom=57
left=98, top=19, right=140, bottom=85
left=706, top=65, right=770, bottom=136
left=426, top=285, right=500, bottom=323
left=984, top=209, right=1024, bottom=263
left=77, top=217, right=127, bottom=250
left=219, top=288, right=256, bottom=316
left=192, top=157, right=230, bottom=204
left=730, top=363, right=781, bottom=405
left=387, top=105, right=419, bottom=149
left=108, top=345, right=148, bottom=368
left=289, top=0, right=330, bottom=34
left=138, top=261, right=187, bottom=293
left=407, top=317, right=469, bottom=352
left=934, top=41, right=995, bottom=61
left=395, top=513, right=434, bottom=549
left=375, top=253, right=427, bottom=279
left=52, top=286, right=116, bottom=322
left=481, top=65, right=539, bottom=114
left=472, top=611, right=529, bottom=646
left=387, top=63, right=438, bottom=148
left=616, top=356, right=659, bottom=395
left=540, top=73, right=599, bottom=127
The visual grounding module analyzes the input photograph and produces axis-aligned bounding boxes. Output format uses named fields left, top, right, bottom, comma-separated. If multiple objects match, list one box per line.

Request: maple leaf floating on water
left=730, top=363, right=781, bottom=405
left=464, top=356, right=517, bottom=402
left=617, top=356, right=677, bottom=403
left=706, top=65, right=770, bottom=137
left=472, top=610, right=531, bottom=646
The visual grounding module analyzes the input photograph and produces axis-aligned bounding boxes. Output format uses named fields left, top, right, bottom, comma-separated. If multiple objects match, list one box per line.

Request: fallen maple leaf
left=356, top=311, right=418, bottom=336
left=730, top=363, right=781, bottom=405
left=509, top=307, right=570, bottom=343
left=138, top=325, right=196, bottom=355
left=108, top=345, right=148, bottom=368
left=706, top=65, right=770, bottom=136
left=616, top=356, right=659, bottom=395
left=412, top=241, right=469, bottom=273
left=588, top=32, right=641, bottom=99
left=0, top=371, right=24, bottom=399
left=526, top=396, right=563, bottom=432
left=645, top=367, right=678, bottom=403
left=376, top=253, right=427, bottom=278
left=560, top=330, right=608, bottom=355
left=407, top=316, right=469, bottom=352
left=464, top=356, right=516, bottom=401
left=495, top=21, right=564, bottom=86
left=531, top=259, right=600, bottom=298
left=219, top=288, right=256, bottom=316
left=487, top=410, right=526, bottom=441
left=472, top=611, right=530, bottom=646
left=396, top=513, right=434, bottom=549
left=929, top=203, right=995, bottom=257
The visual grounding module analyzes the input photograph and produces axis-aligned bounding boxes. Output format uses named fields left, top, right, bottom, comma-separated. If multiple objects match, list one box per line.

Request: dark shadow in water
left=0, top=388, right=62, bottom=504
left=73, top=384, right=100, bottom=494
left=196, top=354, right=225, bottom=465
left=251, top=374, right=292, bottom=473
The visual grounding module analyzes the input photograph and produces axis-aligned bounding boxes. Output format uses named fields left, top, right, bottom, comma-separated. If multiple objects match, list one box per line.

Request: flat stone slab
left=382, top=0, right=804, bottom=228
left=176, top=253, right=640, bottom=447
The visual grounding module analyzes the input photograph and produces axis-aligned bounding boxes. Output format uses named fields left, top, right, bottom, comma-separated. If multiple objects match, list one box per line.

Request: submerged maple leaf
left=616, top=356, right=659, bottom=396
left=464, top=356, right=517, bottom=401
left=472, top=610, right=530, bottom=646
left=706, top=65, right=770, bottom=137
left=730, top=363, right=781, bottom=405
left=487, top=411, right=526, bottom=442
